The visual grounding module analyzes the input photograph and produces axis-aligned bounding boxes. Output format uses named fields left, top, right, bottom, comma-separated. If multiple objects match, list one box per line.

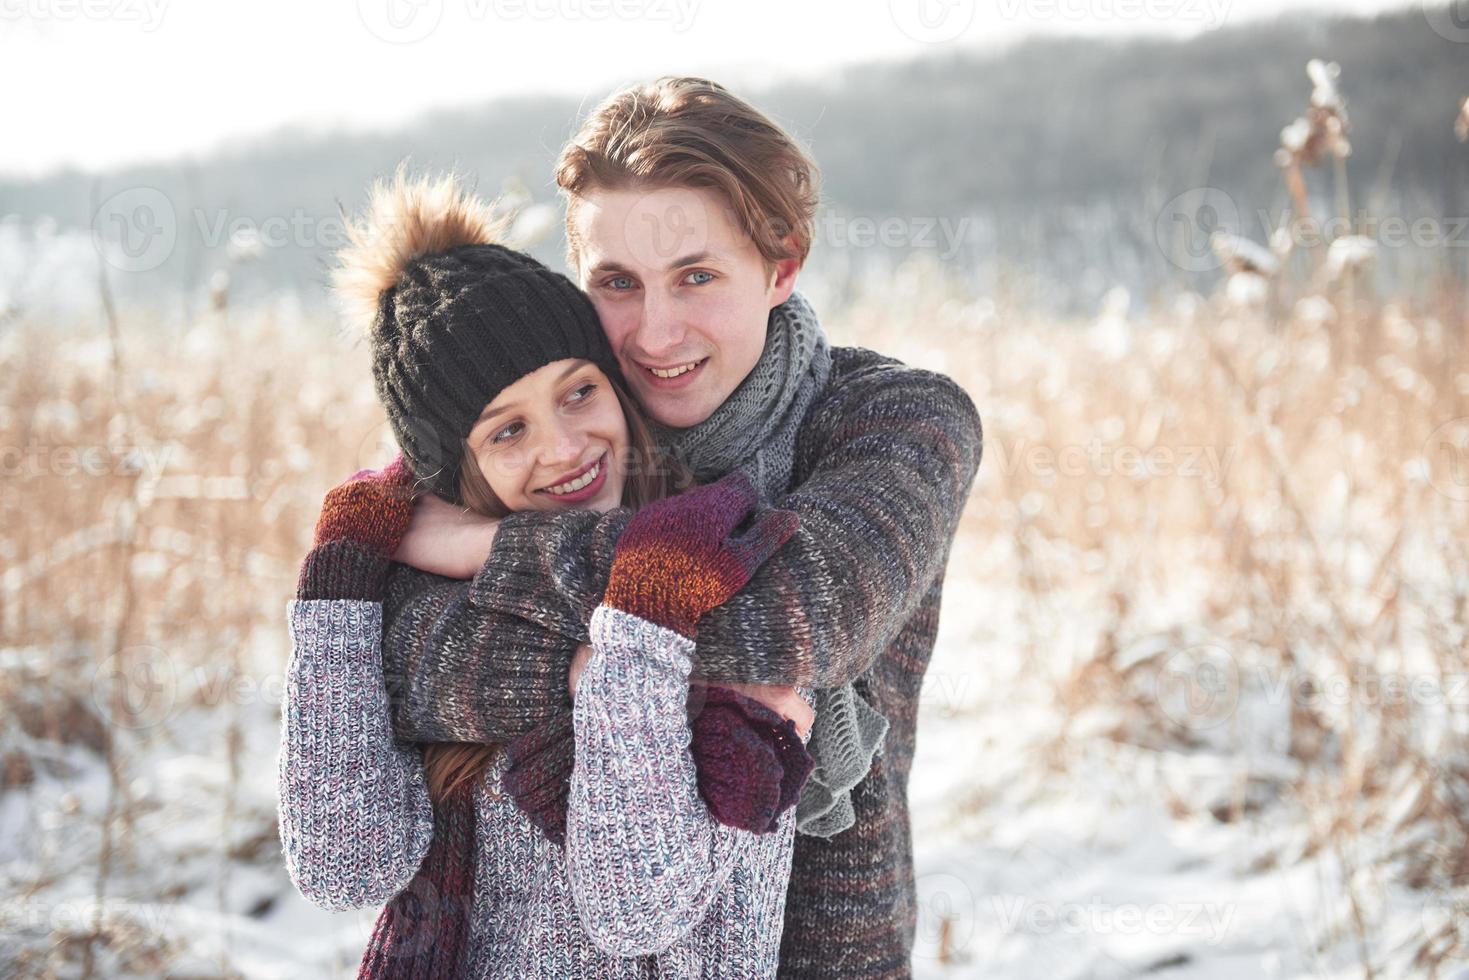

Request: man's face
left=571, top=184, right=797, bottom=429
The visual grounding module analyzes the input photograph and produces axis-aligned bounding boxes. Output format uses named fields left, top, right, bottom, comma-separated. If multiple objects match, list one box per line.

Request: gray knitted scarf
left=651, top=292, right=889, bottom=838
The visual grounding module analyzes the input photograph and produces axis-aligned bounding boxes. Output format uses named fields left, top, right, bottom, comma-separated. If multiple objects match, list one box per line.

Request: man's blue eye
left=686, top=270, right=714, bottom=285
left=607, top=276, right=634, bottom=290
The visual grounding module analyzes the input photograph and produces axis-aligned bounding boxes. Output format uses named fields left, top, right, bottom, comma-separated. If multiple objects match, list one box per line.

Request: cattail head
left=1277, top=60, right=1351, bottom=169
left=1211, top=231, right=1280, bottom=278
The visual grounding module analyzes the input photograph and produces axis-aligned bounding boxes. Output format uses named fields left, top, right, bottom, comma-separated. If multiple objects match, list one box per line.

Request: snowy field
left=3, top=247, right=1468, bottom=978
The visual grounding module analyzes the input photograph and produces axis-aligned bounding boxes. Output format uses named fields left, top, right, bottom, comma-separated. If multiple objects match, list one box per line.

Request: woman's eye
left=567, top=383, right=597, bottom=404
left=491, top=421, right=523, bottom=443
left=684, top=270, right=715, bottom=285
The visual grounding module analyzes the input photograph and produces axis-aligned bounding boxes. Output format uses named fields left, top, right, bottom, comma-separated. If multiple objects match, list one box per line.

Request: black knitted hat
left=335, top=170, right=621, bottom=502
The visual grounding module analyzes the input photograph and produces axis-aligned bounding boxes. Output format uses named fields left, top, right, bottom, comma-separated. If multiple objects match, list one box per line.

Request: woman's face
left=466, top=359, right=627, bottom=513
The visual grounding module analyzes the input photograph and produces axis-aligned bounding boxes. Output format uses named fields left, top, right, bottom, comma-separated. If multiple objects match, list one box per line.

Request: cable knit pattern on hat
left=278, top=598, right=813, bottom=977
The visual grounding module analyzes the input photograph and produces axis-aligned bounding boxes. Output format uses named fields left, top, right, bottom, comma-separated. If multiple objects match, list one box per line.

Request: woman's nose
left=535, top=422, right=586, bottom=467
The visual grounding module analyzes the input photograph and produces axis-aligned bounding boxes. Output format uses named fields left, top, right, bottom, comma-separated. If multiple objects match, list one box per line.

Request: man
left=373, top=76, right=983, bottom=978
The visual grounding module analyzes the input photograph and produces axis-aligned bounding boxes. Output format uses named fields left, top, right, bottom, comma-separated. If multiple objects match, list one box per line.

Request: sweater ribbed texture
left=279, top=599, right=813, bottom=977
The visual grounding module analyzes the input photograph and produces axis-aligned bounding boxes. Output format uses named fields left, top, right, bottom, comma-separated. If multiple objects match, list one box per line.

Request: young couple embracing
left=277, top=75, right=983, bottom=979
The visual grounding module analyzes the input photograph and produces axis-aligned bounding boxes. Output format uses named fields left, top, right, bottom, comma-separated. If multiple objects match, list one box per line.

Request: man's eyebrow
left=472, top=361, right=585, bottom=427
left=586, top=251, right=721, bottom=277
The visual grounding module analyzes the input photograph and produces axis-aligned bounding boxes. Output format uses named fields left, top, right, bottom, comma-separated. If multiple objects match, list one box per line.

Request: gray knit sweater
left=278, top=599, right=815, bottom=977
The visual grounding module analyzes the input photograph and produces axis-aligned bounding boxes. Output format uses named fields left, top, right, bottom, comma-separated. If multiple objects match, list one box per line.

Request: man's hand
left=569, top=644, right=593, bottom=699
left=392, top=493, right=499, bottom=579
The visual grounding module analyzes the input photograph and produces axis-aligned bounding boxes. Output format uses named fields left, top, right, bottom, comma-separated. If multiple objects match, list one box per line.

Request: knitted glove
left=503, top=690, right=815, bottom=841
left=296, top=455, right=418, bottom=602
left=501, top=707, right=576, bottom=847
left=601, top=470, right=799, bottom=639
left=689, top=686, right=815, bottom=833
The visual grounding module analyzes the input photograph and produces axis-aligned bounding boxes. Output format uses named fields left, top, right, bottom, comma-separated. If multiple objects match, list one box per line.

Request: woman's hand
left=694, top=681, right=813, bottom=740
left=391, top=493, right=499, bottom=579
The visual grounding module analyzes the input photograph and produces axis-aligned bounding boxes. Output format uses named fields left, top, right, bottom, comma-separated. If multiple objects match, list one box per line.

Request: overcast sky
left=0, top=0, right=1415, bottom=177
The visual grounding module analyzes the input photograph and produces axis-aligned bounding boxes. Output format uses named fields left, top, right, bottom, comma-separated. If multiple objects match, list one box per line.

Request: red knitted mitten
left=296, top=455, right=419, bottom=602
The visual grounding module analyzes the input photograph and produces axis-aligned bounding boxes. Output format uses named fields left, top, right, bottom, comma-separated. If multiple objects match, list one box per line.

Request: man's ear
left=766, top=248, right=802, bottom=308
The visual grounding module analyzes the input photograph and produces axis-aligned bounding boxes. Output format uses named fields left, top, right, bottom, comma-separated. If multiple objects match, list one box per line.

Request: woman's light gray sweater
left=278, top=598, right=814, bottom=978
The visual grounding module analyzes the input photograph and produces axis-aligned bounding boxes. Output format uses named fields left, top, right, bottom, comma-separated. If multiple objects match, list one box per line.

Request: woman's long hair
left=421, top=371, right=690, bottom=804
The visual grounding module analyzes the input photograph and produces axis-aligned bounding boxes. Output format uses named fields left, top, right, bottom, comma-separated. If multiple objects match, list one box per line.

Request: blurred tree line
left=2, top=7, right=1466, bottom=315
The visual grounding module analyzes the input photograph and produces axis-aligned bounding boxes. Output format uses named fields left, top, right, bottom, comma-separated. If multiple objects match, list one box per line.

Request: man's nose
left=634, top=290, right=688, bottom=359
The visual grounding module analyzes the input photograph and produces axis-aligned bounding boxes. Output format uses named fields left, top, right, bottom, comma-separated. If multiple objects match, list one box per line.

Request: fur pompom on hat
left=333, top=166, right=620, bottom=503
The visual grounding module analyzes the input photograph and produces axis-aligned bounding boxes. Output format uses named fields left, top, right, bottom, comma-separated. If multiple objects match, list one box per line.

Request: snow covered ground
left=4, top=557, right=1463, bottom=979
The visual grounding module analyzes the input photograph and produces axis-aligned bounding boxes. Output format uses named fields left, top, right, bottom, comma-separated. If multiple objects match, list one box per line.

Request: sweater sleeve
left=277, top=599, right=435, bottom=911
left=564, top=605, right=809, bottom=957
left=479, top=352, right=983, bottom=687
left=377, top=563, right=579, bottom=745
left=378, top=350, right=982, bottom=745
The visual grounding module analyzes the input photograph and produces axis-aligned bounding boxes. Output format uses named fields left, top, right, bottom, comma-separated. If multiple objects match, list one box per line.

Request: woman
left=277, top=169, right=816, bottom=977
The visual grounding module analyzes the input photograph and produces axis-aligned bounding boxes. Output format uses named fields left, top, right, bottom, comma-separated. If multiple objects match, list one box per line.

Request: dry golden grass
left=4, top=169, right=1469, bottom=976
left=5, top=258, right=1467, bottom=974
left=830, top=252, right=1469, bottom=975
